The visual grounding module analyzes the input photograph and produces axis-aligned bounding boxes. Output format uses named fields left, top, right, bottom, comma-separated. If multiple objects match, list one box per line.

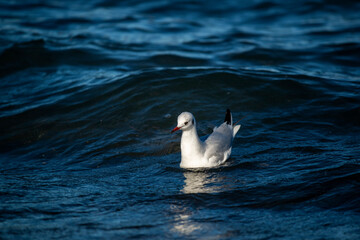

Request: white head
left=171, top=112, right=196, bottom=133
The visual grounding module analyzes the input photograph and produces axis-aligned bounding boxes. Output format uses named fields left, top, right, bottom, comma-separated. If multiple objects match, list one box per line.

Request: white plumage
left=171, top=110, right=241, bottom=168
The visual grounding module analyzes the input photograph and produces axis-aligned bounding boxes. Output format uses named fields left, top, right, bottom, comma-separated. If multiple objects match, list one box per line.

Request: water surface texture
left=1, top=0, right=360, bottom=239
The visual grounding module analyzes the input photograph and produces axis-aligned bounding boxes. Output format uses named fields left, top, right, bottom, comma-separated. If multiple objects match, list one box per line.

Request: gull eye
left=184, top=121, right=188, bottom=125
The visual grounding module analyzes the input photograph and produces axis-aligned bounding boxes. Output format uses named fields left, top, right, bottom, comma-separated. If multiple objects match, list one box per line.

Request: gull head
left=171, top=112, right=195, bottom=133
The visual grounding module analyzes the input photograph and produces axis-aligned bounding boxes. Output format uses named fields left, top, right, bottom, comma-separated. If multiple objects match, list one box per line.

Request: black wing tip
left=224, top=109, right=231, bottom=125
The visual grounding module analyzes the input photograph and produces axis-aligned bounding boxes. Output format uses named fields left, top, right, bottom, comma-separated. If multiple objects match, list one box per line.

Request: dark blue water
left=1, top=0, right=360, bottom=239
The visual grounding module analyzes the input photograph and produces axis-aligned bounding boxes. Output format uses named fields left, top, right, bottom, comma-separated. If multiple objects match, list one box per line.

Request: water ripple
left=1, top=0, right=360, bottom=239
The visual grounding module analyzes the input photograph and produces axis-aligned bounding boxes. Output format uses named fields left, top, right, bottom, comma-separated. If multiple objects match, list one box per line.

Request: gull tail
left=224, top=109, right=232, bottom=125
left=224, top=109, right=241, bottom=138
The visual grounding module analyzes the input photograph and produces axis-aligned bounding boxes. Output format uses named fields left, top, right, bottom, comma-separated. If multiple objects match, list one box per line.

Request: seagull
left=171, top=109, right=241, bottom=168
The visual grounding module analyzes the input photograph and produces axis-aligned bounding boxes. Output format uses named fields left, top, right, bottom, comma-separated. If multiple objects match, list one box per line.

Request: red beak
left=171, top=126, right=180, bottom=133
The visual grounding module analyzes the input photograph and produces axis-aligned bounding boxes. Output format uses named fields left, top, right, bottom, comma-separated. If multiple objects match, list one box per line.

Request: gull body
left=171, top=109, right=241, bottom=168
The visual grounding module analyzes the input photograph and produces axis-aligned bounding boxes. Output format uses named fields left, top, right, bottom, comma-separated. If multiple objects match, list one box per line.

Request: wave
left=1, top=67, right=359, bottom=171
left=0, top=40, right=121, bottom=77
left=1, top=0, right=360, bottom=238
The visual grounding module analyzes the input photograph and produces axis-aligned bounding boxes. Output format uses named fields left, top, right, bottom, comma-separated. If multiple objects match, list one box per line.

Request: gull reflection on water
left=170, top=170, right=235, bottom=237
left=182, top=170, right=232, bottom=194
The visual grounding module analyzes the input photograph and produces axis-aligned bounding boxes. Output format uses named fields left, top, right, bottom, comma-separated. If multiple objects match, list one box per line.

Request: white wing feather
left=204, top=123, right=233, bottom=164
